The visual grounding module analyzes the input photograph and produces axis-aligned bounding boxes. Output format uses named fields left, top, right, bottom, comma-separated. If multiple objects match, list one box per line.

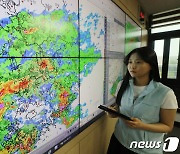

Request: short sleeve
left=161, top=90, right=178, bottom=109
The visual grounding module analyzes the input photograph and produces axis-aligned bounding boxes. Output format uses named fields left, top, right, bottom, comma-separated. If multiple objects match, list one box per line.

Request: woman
left=107, top=47, right=178, bottom=154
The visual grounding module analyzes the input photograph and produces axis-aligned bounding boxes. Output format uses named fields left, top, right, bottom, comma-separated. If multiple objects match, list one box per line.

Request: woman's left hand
left=124, top=118, right=144, bottom=129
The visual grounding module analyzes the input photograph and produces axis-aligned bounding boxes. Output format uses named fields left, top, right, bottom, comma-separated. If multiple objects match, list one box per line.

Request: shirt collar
left=129, top=79, right=157, bottom=98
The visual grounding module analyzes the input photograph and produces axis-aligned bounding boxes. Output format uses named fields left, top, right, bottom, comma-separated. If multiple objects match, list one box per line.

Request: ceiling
left=138, top=0, right=180, bottom=15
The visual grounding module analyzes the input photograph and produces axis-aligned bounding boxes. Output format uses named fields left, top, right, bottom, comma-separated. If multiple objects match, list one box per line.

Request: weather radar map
left=0, top=0, right=104, bottom=153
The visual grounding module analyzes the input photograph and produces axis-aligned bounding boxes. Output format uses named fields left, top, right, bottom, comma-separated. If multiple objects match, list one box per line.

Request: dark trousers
left=107, top=134, right=137, bottom=154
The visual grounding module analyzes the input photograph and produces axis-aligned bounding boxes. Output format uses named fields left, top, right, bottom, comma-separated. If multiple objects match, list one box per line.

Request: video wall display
left=0, top=0, right=140, bottom=153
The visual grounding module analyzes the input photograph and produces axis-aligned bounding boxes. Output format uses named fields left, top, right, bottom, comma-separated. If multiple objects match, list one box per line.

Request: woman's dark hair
left=116, top=47, right=160, bottom=106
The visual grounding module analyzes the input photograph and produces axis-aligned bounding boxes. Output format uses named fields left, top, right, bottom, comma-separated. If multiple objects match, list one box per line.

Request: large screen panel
left=79, top=0, right=105, bottom=58
left=0, top=0, right=78, bottom=57
left=0, top=57, right=80, bottom=154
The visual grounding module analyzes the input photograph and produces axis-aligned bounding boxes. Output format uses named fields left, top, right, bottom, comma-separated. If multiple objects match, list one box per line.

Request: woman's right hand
left=106, top=104, right=119, bottom=118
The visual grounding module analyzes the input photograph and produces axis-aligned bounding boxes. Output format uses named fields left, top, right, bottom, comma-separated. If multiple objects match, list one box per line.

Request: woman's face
left=128, top=53, right=151, bottom=79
